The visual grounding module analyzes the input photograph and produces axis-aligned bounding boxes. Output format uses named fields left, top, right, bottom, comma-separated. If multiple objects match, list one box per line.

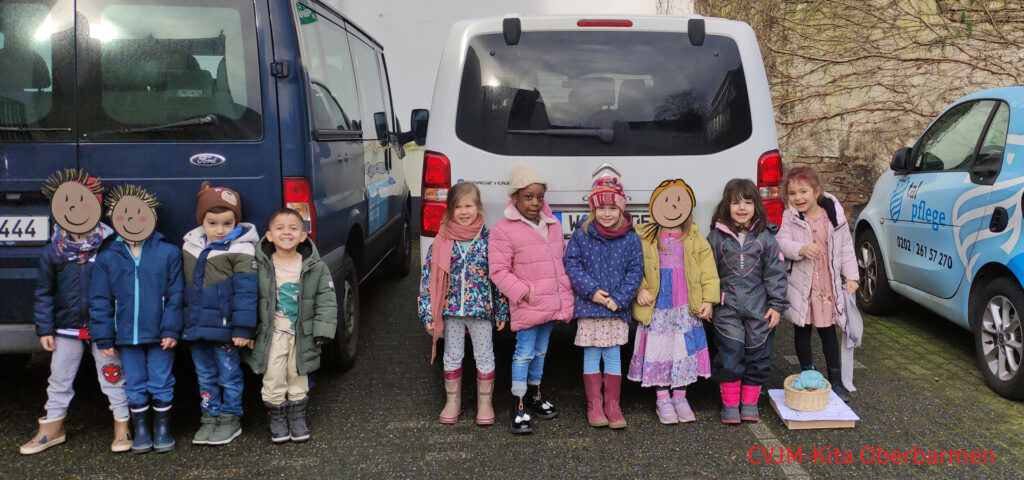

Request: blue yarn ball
left=791, top=370, right=828, bottom=391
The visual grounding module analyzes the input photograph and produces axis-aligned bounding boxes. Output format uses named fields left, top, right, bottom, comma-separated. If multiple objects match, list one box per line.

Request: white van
left=418, top=14, right=781, bottom=255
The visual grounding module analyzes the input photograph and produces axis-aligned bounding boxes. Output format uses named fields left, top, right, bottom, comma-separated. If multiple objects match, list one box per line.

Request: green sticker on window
left=296, top=2, right=317, bottom=24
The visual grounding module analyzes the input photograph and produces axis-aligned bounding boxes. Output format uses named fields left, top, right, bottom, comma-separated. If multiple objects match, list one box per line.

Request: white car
left=417, top=14, right=783, bottom=258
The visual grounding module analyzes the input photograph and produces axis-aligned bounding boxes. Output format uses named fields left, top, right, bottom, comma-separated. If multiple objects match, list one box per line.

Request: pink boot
left=720, top=381, right=741, bottom=424
left=603, top=374, right=626, bottom=429
left=740, top=384, right=761, bottom=422
left=583, top=373, right=608, bottom=427
left=439, top=368, right=462, bottom=424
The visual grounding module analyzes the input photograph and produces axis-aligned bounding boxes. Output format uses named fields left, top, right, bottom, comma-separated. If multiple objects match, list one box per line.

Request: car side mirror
left=373, top=112, right=389, bottom=146
left=411, top=109, right=429, bottom=146
left=890, top=147, right=912, bottom=173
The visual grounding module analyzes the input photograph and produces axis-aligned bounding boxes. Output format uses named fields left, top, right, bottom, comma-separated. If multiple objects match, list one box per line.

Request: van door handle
left=337, top=154, right=350, bottom=163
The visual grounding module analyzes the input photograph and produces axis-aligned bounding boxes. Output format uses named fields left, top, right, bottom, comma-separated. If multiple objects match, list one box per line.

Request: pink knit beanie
left=588, top=176, right=626, bottom=212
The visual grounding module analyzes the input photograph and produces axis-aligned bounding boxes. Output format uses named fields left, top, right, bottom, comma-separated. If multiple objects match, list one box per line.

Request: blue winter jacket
left=33, top=239, right=107, bottom=337
left=89, top=232, right=184, bottom=349
left=181, top=224, right=259, bottom=342
left=563, top=220, right=644, bottom=323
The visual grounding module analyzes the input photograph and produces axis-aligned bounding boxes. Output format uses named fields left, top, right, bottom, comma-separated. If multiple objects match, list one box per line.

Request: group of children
left=21, top=171, right=336, bottom=455
left=418, top=164, right=859, bottom=433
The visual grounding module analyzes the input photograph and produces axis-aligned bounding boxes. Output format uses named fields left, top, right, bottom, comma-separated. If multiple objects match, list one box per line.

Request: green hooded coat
left=244, top=236, right=337, bottom=376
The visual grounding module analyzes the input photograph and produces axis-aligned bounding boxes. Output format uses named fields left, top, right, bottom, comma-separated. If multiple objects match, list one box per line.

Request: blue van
left=856, top=87, right=1024, bottom=398
left=0, top=0, right=425, bottom=371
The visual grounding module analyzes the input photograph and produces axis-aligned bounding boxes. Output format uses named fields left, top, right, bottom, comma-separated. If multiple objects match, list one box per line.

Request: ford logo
left=189, top=153, right=226, bottom=167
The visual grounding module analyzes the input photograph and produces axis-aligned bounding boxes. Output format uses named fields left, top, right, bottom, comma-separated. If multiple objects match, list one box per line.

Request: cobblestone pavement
left=3, top=241, right=1024, bottom=478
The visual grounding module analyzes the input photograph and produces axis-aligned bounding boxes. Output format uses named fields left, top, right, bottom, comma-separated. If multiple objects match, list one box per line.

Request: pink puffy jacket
left=776, top=192, right=859, bottom=327
left=488, top=201, right=575, bottom=332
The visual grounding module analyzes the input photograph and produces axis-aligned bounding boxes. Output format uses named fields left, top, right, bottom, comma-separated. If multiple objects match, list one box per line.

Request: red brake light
left=283, top=176, right=317, bottom=241
left=757, top=150, right=784, bottom=226
left=577, top=19, right=633, bottom=27
left=421, top=151, right=451, bottom=237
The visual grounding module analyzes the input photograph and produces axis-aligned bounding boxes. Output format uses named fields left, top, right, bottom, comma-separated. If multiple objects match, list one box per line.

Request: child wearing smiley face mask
left=563, top=176, right=643, bottom=429
left=489, top=164, right=574, bottom=434
left=706, top=179, right=789, bottom=424
left=629, top=179, right=719, bottom=425
left=21, top=170, right=130, bottom=455
left=90, top=185, right=184, bottom=454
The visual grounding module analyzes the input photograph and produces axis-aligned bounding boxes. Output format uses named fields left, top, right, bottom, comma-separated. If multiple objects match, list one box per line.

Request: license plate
left=0, top=216, right=49, bottom=243
left=555, top=211, right=651, bottom=237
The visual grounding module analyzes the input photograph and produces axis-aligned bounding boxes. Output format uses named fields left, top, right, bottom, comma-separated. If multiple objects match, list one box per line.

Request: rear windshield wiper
left=0, top=126, right=72, bottom=132
left=87, top=115, right=216, bottom=137
left=507, top=128, right=614, bottom=144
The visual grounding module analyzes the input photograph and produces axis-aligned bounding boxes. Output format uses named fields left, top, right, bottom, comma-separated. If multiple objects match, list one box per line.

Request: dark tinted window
left=77, top=0, right=262, bottom=142
left=0, top=0, right=74, bottom=143
left=456, top=31, right=752, bottom=156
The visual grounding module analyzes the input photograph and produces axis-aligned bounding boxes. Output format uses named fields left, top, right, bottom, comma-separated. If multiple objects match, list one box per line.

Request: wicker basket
left=783, top=374, right=831, bottom=412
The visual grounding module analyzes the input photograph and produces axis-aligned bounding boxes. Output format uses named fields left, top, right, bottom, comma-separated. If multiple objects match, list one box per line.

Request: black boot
left=287, top=398, right=310, bottom=442
left=828, top=368, right=851, bottom=403
left=265, top=402, right=290, bottom=444
left=524, top=385, right=558, bottom=420
left=509, top=396, right=532, bottom=435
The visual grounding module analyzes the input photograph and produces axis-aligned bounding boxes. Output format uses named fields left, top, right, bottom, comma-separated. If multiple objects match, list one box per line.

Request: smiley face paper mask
left=105, top=185, right=160, bottom=243
left=639, top=179, right=696, bottom=243
left=41, top=169, right=105, bottom=235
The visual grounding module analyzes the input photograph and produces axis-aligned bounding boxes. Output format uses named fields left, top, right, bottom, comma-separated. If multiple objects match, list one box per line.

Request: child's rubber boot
left=287, top=398, right=310, bottom=442
left=828, top=368, right=851, bottom=403
left=603, top=374, right=626, bottom=429
left=509, top=396, right=533, bottom=435
left=266, top=402, right=290, bottom=443
left=439, top=368, right=462, bottom=424
left=475, top=370, right=496, bottom=426
left=130, top=405, right=153, bottom=454
left=152, top=403, right=175, bottom=453
left=672, top=390, right=696, bottom=423
left=111, top=415, right=132, bottom=452
left=583, top=373, right=608, bottom=427
left=720, top=381, right=741, bottom=425
left=19, top=415, right=66, bottom=455
left=208, top=413, right=241, bottom=446
left=525, top=384, right=558, bottom=420
left=740, top=384, right=761, bottom=422
left=192, top=412, right=216, bottom=445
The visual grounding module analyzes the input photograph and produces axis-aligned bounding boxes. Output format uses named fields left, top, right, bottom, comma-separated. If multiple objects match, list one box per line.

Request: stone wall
left=694, top=0, right=1024, bottom=219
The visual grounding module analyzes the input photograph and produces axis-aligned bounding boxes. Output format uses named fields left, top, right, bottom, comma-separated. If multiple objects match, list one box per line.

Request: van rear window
left=455, top=31, right=752, bottom=156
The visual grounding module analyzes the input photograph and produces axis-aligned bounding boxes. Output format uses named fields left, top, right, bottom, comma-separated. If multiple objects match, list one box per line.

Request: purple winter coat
left=776, top=192, right=859, bottom=327
left=488, top=200, right=575, bottom=332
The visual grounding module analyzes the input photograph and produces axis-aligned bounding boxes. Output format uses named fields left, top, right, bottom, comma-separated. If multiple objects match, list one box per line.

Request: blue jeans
left=583, top=346, right=621, bottom=375
left=120, top=343, right=175, bottom=407
left=191, top=341, right=244, bottom=416
left=511, top=322, right=555, bottom=397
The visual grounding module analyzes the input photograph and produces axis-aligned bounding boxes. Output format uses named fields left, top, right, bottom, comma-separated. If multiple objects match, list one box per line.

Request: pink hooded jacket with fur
left=488, top=200, right=575, bottom=332
left=776, top=192, right=859, bottom=327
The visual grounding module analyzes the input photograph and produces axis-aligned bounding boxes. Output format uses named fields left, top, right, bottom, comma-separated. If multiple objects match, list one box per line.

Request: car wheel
left=385, top=209, right=412, bottom=279
left=327, top=253, right=360, bottom=371
left=855, top=228, right=897, bottom=314
left=971, top=276, right=1024, bottom=400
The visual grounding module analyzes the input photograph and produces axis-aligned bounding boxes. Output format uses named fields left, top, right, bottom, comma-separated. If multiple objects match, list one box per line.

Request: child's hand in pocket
left=636, top=288, right=654, bottom=307
left=764, top=308, right=781, bottom=329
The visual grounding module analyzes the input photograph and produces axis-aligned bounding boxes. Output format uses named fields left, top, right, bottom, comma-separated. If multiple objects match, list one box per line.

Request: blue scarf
left=52, top=223, right=113, bottom=263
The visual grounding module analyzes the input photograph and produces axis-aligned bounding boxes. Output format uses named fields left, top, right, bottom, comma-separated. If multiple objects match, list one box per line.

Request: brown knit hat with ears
left=195, top=181, right=242, bottom=225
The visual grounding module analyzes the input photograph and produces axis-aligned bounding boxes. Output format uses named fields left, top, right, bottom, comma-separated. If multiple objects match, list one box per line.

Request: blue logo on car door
left=890, top=176, right=910, bottom=221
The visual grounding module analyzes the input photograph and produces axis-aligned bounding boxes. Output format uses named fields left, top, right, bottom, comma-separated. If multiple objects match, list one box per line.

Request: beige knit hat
left=507, top=163, right=547, bottom=197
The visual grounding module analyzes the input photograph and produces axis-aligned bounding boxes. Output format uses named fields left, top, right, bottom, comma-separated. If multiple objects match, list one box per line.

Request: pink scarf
left=594, top=212, right=633, bottom=239
left=429, top=215, right=484, bottom=362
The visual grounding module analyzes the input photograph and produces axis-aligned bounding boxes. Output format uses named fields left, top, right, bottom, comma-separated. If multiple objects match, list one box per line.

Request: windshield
left=76, top=0, right=262, bottom=142
left=0, top=0, right=74, bottom=143
left=456, top=31, right=753, bottom=156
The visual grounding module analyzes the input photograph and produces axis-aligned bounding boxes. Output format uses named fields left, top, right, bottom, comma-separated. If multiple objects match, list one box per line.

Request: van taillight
left=757, top=150, right=784, bottom=226
left=577, top=19, right=633, bottom=27
left=283, top=177, right=316, bottom=241
left=421, top=151, right=450, bottom=237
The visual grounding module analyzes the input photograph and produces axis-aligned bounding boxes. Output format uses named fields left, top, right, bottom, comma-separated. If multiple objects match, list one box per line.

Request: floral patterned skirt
left=575, top=317, right=629, bottom=347
left=627, top=306, right=710, bottom=388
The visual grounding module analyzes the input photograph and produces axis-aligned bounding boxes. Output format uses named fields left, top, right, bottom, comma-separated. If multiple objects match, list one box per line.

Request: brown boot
left=111, top=415, right=132, bottom=452
left=20, top=415, right=66, bottom=455
left=439, top=367, right=462, bottom=424
left=475, top=370, right=495, bottom=426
